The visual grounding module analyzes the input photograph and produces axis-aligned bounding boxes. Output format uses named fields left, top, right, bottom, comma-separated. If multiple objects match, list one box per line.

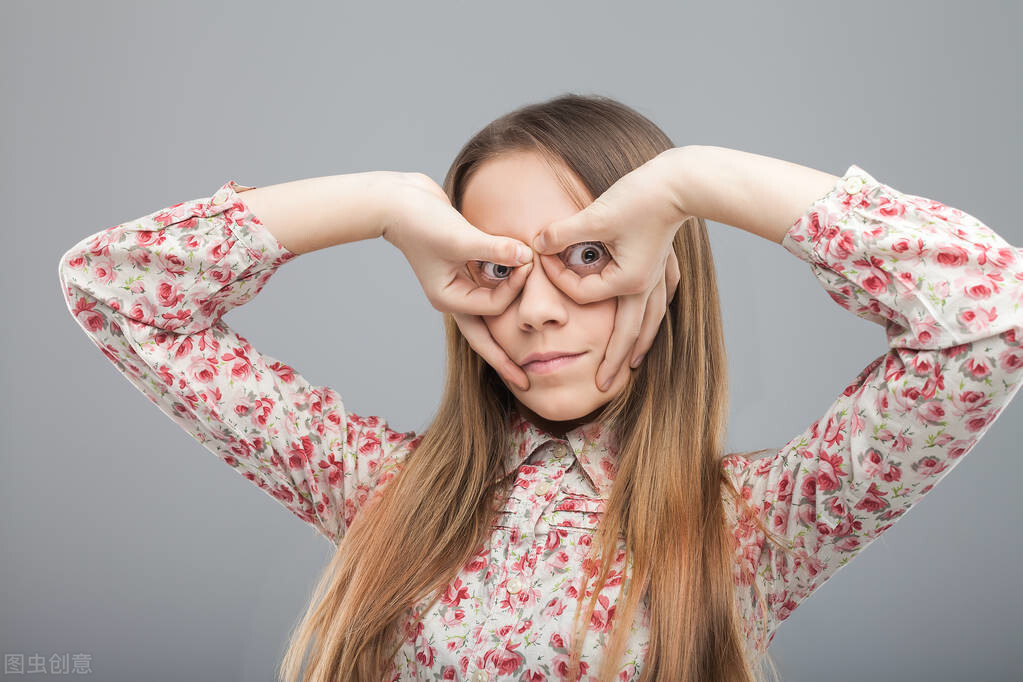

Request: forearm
left=663, top=145, right=840, bottom=245
left=239, top=171, right=393, bottom=255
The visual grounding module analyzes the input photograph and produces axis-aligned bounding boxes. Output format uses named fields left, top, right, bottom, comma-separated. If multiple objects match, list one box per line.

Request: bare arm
left=239, top=171, right=398, bottom=255
left=663, top=145, right=841, bottom=245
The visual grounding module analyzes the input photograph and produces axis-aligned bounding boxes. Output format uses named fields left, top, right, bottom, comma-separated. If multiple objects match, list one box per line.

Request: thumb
left=532, top=207, right=594, bottom=255
left=478, top=234, right=534, bottom=266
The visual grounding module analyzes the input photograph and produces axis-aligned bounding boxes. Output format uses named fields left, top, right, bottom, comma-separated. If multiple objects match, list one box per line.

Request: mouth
left=521, top=351, right=587, bottom=375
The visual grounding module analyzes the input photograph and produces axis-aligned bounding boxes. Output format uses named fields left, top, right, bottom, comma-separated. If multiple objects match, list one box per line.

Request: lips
left=518, top=350, right=587, bottom=376
left=519, top=350, right=584, bottom=366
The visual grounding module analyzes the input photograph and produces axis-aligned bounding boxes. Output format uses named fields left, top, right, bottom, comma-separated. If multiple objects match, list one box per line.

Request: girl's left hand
left=530, top=148, right=690, bottom=391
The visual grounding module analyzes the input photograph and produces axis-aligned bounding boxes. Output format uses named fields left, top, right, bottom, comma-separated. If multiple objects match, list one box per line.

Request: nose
left=516, top=256, right=569, bottom=332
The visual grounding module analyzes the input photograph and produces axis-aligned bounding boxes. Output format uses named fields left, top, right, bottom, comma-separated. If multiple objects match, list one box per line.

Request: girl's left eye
left=561, top=241, right=609, bottom=268
left=471, top=241, right=610, bottom=287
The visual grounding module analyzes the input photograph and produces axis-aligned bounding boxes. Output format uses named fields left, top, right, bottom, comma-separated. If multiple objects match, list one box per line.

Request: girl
left=57, top=94, right=1023, bottom=682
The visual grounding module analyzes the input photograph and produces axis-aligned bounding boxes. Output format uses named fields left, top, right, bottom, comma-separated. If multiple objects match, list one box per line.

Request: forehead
left=460, top=151, right=589, bottom=243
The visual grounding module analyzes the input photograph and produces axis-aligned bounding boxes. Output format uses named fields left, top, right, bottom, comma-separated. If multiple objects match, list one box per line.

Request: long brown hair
left=278, top=93, right=791, bottom=681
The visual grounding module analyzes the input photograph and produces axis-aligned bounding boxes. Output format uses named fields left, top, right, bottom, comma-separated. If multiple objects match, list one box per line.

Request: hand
left=381, top=172, right=535, bottom=391
left=530, top=150, right=689, bottom=391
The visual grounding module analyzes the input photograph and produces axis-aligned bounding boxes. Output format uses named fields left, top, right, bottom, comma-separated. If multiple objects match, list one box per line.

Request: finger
left=630, top=272, right=667, bottom=368
left=441, top=262, right=533, bottom=316
left=471, top=233, right=533, bottom=267
left=531, top=206, right=605, bottom=255
left=478, top=259, right=533, bottom=312
left=452, top=312, right=530, bottom=391
left=666, top=250, right=680, bottom=304
left=537, top=254, right=647, bottom=305
left=596, top=289, right=648, bottom=391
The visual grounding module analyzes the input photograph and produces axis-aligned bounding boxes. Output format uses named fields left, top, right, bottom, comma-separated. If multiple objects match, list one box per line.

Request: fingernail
left=532, top=235, right=546, bottom=252
left=599, top=377, right=612, bottom=391
left=630, top=354, right=645, bottom=368
left=516, top=245, right=532, bottom=263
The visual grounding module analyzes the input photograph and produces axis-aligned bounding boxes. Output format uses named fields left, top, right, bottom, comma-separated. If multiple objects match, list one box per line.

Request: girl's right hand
left=380, top=172, right=535, bottom=391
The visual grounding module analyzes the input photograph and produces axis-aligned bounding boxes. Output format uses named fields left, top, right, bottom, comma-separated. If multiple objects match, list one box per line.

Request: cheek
left=586, top=299, right=618, bottom=347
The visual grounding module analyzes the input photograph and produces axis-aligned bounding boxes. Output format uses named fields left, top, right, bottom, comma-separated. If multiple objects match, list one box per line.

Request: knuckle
left=505, top=241, right=523, bottom=263
left=541, top=226, right=559, bottom=249
left=588, top=198, right=612, bottom=224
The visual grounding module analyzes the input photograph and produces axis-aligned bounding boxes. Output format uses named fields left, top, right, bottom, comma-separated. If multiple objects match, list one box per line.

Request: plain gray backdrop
left=4, top=1, right=1020, bottom=680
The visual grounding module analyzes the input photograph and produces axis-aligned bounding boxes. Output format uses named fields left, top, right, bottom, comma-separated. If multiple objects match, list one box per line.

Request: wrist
left=358, top=171, right=403, bottom=242
left=378, top=172, right=446, bottom=247
left=653, top=145, right=841, bottom=245
left=655, top=145, right=704, bottom=219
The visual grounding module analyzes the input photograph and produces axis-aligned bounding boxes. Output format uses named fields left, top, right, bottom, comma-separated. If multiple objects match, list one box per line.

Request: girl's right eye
left=477, top=261, right=514, bottom=282
left=469, top=259, right=520, bottom=288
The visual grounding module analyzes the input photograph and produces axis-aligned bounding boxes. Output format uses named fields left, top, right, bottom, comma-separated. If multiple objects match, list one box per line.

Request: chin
left=525, top=402, right=593, bottom=423
left=515, top=386, right=607, bottom=423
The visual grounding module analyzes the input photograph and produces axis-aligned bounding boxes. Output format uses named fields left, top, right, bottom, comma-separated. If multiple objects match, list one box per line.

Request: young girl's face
left=459, top=151, right=632, bottom=429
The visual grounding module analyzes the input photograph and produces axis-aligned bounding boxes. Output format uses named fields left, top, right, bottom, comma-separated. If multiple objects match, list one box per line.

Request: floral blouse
left=57, top=165, right=1023, bottom=681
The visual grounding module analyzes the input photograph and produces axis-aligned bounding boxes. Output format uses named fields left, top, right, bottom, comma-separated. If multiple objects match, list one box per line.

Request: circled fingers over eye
left=446, top=261, right=533, bottom=316
left=534, top=251, right=632, bottom=305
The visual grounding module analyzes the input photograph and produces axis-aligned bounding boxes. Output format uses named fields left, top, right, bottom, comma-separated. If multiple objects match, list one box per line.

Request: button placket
left=535, top=442, right=568, bottom=499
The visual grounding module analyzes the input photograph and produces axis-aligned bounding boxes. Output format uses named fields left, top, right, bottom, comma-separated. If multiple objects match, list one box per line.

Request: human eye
left=471, top=260, right=516, bottom=286
left=469, top=241, right=608, bottom=289
left=561, top=241, right=609, bottom=270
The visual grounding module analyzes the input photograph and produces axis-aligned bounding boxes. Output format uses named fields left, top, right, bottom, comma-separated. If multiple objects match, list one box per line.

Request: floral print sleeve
left=722, top=165, right=1023, bottom=649
left=57, top=180, right=420, bottom=546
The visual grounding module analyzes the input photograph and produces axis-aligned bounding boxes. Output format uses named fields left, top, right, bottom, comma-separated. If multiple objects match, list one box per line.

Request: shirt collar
left=505, top=407, right=622, bottom=498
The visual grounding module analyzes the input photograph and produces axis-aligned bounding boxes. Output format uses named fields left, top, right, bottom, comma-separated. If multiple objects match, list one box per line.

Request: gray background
left=3, top=1, right=1020, bottom=680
